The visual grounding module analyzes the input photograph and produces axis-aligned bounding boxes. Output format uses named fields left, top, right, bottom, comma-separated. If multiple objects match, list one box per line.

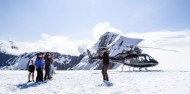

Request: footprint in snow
left=97, top=81, right=113, bottom=87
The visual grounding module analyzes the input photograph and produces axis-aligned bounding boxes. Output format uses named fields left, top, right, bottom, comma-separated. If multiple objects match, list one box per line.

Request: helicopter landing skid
left=122, top=64, right=148, bottom=71
left=133, top=67, right=148, bottom=71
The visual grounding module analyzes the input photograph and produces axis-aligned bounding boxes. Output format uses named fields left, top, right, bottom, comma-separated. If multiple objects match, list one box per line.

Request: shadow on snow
left=114, top=70, right=189, bottom=73
left=16, top=81, right=48, bottom=89
left=111, top=70, right=164, bottom=73
left=97, top=81, right=114, bottom=87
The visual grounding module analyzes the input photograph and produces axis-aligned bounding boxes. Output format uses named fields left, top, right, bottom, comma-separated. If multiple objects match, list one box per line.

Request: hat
left=36, top=52, right=43, bottom=56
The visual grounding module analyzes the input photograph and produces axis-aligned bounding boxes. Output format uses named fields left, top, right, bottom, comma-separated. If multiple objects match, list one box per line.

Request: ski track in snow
left=0, top=70, right=190, bottom=94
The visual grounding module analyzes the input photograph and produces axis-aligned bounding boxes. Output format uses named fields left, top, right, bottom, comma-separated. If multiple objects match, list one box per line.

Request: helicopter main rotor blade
left=139, top=46, right=179, bottom=52
left=97, top=46, right=178, bottom=52
left=97, top=47, right=108, bottom=48
left=97, top=46, right=130, bottom=48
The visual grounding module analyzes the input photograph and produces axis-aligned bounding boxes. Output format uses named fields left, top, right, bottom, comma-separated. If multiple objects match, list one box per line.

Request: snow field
left=0, top=70, right=190, bottom=94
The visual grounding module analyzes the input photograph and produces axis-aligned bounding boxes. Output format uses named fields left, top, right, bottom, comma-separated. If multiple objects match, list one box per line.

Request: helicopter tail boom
left=86, top=49, right=95, bottom=63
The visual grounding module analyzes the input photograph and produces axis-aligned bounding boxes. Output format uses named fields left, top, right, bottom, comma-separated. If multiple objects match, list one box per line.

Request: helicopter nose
left=152, top=61, right=159, bottom=66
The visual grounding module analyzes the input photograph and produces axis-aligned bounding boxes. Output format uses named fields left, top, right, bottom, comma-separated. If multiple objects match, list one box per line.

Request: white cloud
left=92, top=22, right=122, bottom=40
left=0, top=34, right=93, bottom=56
left=125, top=30, right=190, bottom=48
left=41, top=33, right=49, bottom=40
left=125, top=30, right=190, bottom=40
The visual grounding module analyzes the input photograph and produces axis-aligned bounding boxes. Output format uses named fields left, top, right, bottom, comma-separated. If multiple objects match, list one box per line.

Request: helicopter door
left=124, top=57, right=137, bottom=64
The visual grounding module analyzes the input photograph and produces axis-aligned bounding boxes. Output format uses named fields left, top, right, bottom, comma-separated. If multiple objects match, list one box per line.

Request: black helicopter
left=87, top=45, right=177, bottom=71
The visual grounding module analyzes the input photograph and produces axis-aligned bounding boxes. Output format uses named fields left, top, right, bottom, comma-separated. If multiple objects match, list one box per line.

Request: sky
left=0, top=0, right=190, bottom=41
left=0, top=0, right=190, bottom=55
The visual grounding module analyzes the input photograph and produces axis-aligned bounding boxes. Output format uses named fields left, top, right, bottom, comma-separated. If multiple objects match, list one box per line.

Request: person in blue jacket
left=35, top=52, right=44, bottom=82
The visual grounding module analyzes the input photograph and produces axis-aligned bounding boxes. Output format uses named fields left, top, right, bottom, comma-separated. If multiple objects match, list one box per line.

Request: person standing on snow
left=99, top=48, right=110, bottom=81
left=44, top=53, right=52, bottom=80
left=49, top=53, right=54, bottom=79
left=28, top=59, right=35, bottom=82
left=35, top=53, right=44, bottom=82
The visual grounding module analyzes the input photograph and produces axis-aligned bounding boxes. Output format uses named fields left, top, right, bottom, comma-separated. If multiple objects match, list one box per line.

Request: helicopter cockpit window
left=145, top=55, right=150, bottom=61
left=138, top=56, right=145, bottom=61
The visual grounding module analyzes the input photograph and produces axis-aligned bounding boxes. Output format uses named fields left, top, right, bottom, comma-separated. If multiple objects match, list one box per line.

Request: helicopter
left=86, top=45, right=178, bottom=71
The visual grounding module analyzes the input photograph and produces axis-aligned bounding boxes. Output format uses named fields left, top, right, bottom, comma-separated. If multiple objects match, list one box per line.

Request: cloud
left=0, top=34, right=93, bottom=56
left=92, top=22, right=122, bottom=40
left=124, top=30, right=190, bottom=48
left=30, top=35, right=93, bottom=55
left=41, top=33, right=49, bottom=40
left=125, top=30, right=190, bottom=40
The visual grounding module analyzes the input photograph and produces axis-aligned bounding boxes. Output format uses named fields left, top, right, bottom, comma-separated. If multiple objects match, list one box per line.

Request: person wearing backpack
left=28, top=59, right=35, bottom=82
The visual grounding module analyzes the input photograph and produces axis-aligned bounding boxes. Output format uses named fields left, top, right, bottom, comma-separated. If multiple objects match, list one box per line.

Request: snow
left=0, top=70, right=189, bottom=94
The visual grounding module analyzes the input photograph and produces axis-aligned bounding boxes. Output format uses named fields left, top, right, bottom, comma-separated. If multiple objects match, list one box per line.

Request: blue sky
left=0, top=0, right=190, bottom=41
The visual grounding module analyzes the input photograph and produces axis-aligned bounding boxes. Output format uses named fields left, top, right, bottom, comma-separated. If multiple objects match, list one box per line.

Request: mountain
left=0, top=40, right=84, bottom=70
left=0, top=52, right=84, bottom=70
left=0, top=32, right=142, bottom=70
left=0, top=41, right=18, bottom=69
left=73, top=32, right=142, bottom=70
left=0, top=52, right=16, bottom=67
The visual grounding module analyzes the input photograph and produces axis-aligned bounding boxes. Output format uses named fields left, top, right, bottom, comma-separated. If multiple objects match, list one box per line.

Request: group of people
left=28, top=52, right=55, bottom=82
left=28, top=48, right=110, bottom=82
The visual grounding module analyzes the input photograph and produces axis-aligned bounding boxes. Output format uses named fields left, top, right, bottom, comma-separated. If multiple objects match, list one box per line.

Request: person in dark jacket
left=44, top=53, right=53, bottom=80
left=99, top=48, right=110, bottom=81
left=35, top=53, right=44, bottom=82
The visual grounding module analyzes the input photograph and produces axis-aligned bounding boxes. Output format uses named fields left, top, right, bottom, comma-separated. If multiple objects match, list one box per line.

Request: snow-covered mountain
left=0, top=32, right=142, bottom=70
left=73, top=32, right=142, bottom=70
left=0, top=40, right=85, bottom=70
left=0, top=52, right=84, bottom=70
left=0, top=52, right=16, bottom=67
